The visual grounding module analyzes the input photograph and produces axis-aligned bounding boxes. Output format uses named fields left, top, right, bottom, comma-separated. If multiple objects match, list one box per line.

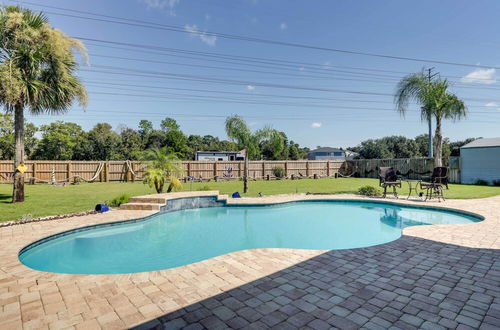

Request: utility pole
left=426, top=67, right=438, bottom=158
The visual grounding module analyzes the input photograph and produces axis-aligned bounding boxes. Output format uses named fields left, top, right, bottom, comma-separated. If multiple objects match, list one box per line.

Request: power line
left=81, top=67, right=500, bottom=104
left=83, top=82, right=500, bottom=113
left=14, top=1, right=500, bottom=70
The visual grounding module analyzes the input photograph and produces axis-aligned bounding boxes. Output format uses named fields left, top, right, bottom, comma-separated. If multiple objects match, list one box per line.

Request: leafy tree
left=395, top=71, right=467, bottom=166
left=86, top=123, right=121, bottom=160
left=138, top=120, right=153, bottom=141
left=0, top=113, right=14, bottom=159
left=356, top=139, right=393, bottom=159
left=288, top=142, right=301, bottom=160
left=260, top=131, right=288, bottom=160
left=144, top=130, right=165, bottom=150
left=0, top=6, right=87, bottom=202
left=380, top=136, right=419, bottom=159
left=142, top=147, right=183, bottom=193
left=32, top=121, right=84, bottom=160
left=164, top=128, right=188, bottom=157
left=160, top=117, right=180, bottom=131
left=118, top=127, right=143, bottom=160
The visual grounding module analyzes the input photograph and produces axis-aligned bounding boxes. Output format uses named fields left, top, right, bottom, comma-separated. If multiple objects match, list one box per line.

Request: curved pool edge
left=17, top=194, right=485, bottom=263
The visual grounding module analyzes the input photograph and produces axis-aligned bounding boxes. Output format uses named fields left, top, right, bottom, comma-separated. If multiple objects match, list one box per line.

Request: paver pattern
left=0, top=193, right=499, bottom=330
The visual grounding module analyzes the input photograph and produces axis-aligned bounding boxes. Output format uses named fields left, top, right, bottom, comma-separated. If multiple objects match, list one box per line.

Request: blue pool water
left=19, top=201, right=481, bottom=274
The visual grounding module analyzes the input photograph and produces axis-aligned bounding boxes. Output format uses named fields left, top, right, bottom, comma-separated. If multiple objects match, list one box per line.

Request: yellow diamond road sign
left=16, top=162, right=27, bottom=174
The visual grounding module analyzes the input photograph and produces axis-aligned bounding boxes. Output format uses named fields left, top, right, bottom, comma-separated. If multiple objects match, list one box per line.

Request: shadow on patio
left=132, top=235, right=500, bottom=330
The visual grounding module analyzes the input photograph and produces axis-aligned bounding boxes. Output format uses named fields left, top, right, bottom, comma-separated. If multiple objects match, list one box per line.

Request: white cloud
left=184, top=24, right=217, bottom=46
left=311, top=122, right=322, bottom=128
left=280, top=22, right=287, bottom=30
left=461, top=68, right=497, bottom=84
left=484, top=102, right=500, bottom=111
left=139, top=0, right=180, bottom=14
left=246, top=85, right=256, bottom=91
left=299, top=67, right=305, bottom=71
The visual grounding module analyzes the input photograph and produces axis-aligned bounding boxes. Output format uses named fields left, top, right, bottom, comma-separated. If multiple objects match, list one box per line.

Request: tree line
left=348, top=135, right=476, bottom=160
left=0, top=114, right=310, bottom=161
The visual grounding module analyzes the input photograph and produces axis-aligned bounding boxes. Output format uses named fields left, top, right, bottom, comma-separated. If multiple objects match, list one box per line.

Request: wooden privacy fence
left=0, top=157, right=457, bottom=184
left=0, top=160, right=345, bottom=183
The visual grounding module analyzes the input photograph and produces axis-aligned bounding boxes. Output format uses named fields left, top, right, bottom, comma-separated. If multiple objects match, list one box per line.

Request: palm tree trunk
left=12, top=104, right=25, bottom=203
left=244, top=151, right=249, bottom=193
left=434, top=116, right=443, bottom=167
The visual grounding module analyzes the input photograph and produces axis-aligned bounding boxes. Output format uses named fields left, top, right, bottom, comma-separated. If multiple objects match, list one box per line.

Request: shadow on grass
left=0, top=193, right=12, bottom=204
left=131, top=236, right=500, bottom=330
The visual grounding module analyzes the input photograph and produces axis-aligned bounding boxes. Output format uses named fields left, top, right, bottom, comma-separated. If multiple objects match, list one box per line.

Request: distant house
left=195, top=151, right=245, bottom=161
left=460, top=137, right=500, bottom=184
left=308, top=147, right=357, bottom=160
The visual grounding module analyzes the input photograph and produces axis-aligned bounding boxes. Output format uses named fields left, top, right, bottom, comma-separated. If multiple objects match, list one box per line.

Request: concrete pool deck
left=0, top=193, right=499, bottom=329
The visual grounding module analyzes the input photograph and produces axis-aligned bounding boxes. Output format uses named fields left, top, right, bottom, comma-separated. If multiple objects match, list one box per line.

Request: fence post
left=67, top=162, right=72, bottom=181
left=213, top=162, right=217, bottom=179
left=327, top=161, right=331, bottom=177
left=105, top=162, right=109, bottom=182
left=306, top=161, right=311, bottom=177
left=187, top=162, right=191, bottom=177
left=284, top=161, right=288, bottom=177
left=32, top=162, right=37, bottom=181
left=262, top=162, right=265, bottom=179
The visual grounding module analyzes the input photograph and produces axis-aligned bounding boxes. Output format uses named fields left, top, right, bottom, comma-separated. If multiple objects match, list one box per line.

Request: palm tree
left=395, top=71, right=467, bottom=166
left=225, top=115, right=285, bottom=193
left=142, top=148, right=183, bottom=193
left=0, top=6, right=87, bottom=202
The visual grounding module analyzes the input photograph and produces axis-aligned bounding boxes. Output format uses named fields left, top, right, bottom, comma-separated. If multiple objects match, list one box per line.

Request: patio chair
left=420, top=167, right=449, bottom=201
left=379, top=167, right=401, bottom=198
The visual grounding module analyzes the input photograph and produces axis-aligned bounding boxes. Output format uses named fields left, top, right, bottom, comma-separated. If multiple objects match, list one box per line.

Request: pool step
left=120, top=191, right=226, bottom=211
left=128, top=197, right=166, bottom=204
left=120, top=203, right=161, bottom=211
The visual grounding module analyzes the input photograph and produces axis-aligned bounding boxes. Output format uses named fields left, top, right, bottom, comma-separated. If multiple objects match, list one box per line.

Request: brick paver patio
left=0, top=193, right=499, bottom=329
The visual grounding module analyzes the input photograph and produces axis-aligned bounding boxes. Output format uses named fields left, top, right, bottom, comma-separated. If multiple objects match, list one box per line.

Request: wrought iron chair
left=420, top=167, right=449, bottom=201
left=379, top=167, right=402, bottom=198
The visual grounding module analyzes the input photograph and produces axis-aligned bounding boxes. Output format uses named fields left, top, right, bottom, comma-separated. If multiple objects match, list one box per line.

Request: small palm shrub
left=272, top=166, right=285, bottom=179
left=357, top=186, right=381, bottom=197
left=109, top=194, right=130, bottom=207
left=142, top=148, right=184, bottom=193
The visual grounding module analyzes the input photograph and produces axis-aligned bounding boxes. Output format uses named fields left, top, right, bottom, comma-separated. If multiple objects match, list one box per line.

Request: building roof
left=461, top=138, right=500, bottom=149
left=309, top=147, right=344, bottom=153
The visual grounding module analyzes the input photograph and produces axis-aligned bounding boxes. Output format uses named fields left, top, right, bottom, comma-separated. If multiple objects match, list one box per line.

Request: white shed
left=460, top=137, right=500, bottom=184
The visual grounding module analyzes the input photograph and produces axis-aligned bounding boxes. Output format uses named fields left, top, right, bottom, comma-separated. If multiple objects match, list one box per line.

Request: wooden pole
left=243, top=150, right=249, bottom=193
left=32, top=162, right=37, bottom=182
left=67, top=162, right=72, bottom=181
left=105, top=162, right=110, bottom=182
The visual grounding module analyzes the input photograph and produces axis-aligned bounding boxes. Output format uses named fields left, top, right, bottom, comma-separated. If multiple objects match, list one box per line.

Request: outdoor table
left=403, top=179, right=422, bottom=200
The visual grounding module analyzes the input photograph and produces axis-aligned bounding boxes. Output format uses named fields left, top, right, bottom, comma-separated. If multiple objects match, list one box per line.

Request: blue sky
left=6, top=0, right=500, bottom=148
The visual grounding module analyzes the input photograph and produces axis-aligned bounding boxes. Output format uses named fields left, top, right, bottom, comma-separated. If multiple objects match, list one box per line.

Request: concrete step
left=128, top=197, right=166, bottom=204
left=120, top=203, right=161, bottom=211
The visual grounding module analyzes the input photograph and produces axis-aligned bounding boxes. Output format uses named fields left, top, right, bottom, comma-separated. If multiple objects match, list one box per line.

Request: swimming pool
left=19, top=201, right=481, bottom=274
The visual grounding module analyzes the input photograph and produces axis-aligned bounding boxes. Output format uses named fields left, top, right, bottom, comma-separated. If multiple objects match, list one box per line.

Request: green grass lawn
left=1, top=178, right=499, bottom=221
